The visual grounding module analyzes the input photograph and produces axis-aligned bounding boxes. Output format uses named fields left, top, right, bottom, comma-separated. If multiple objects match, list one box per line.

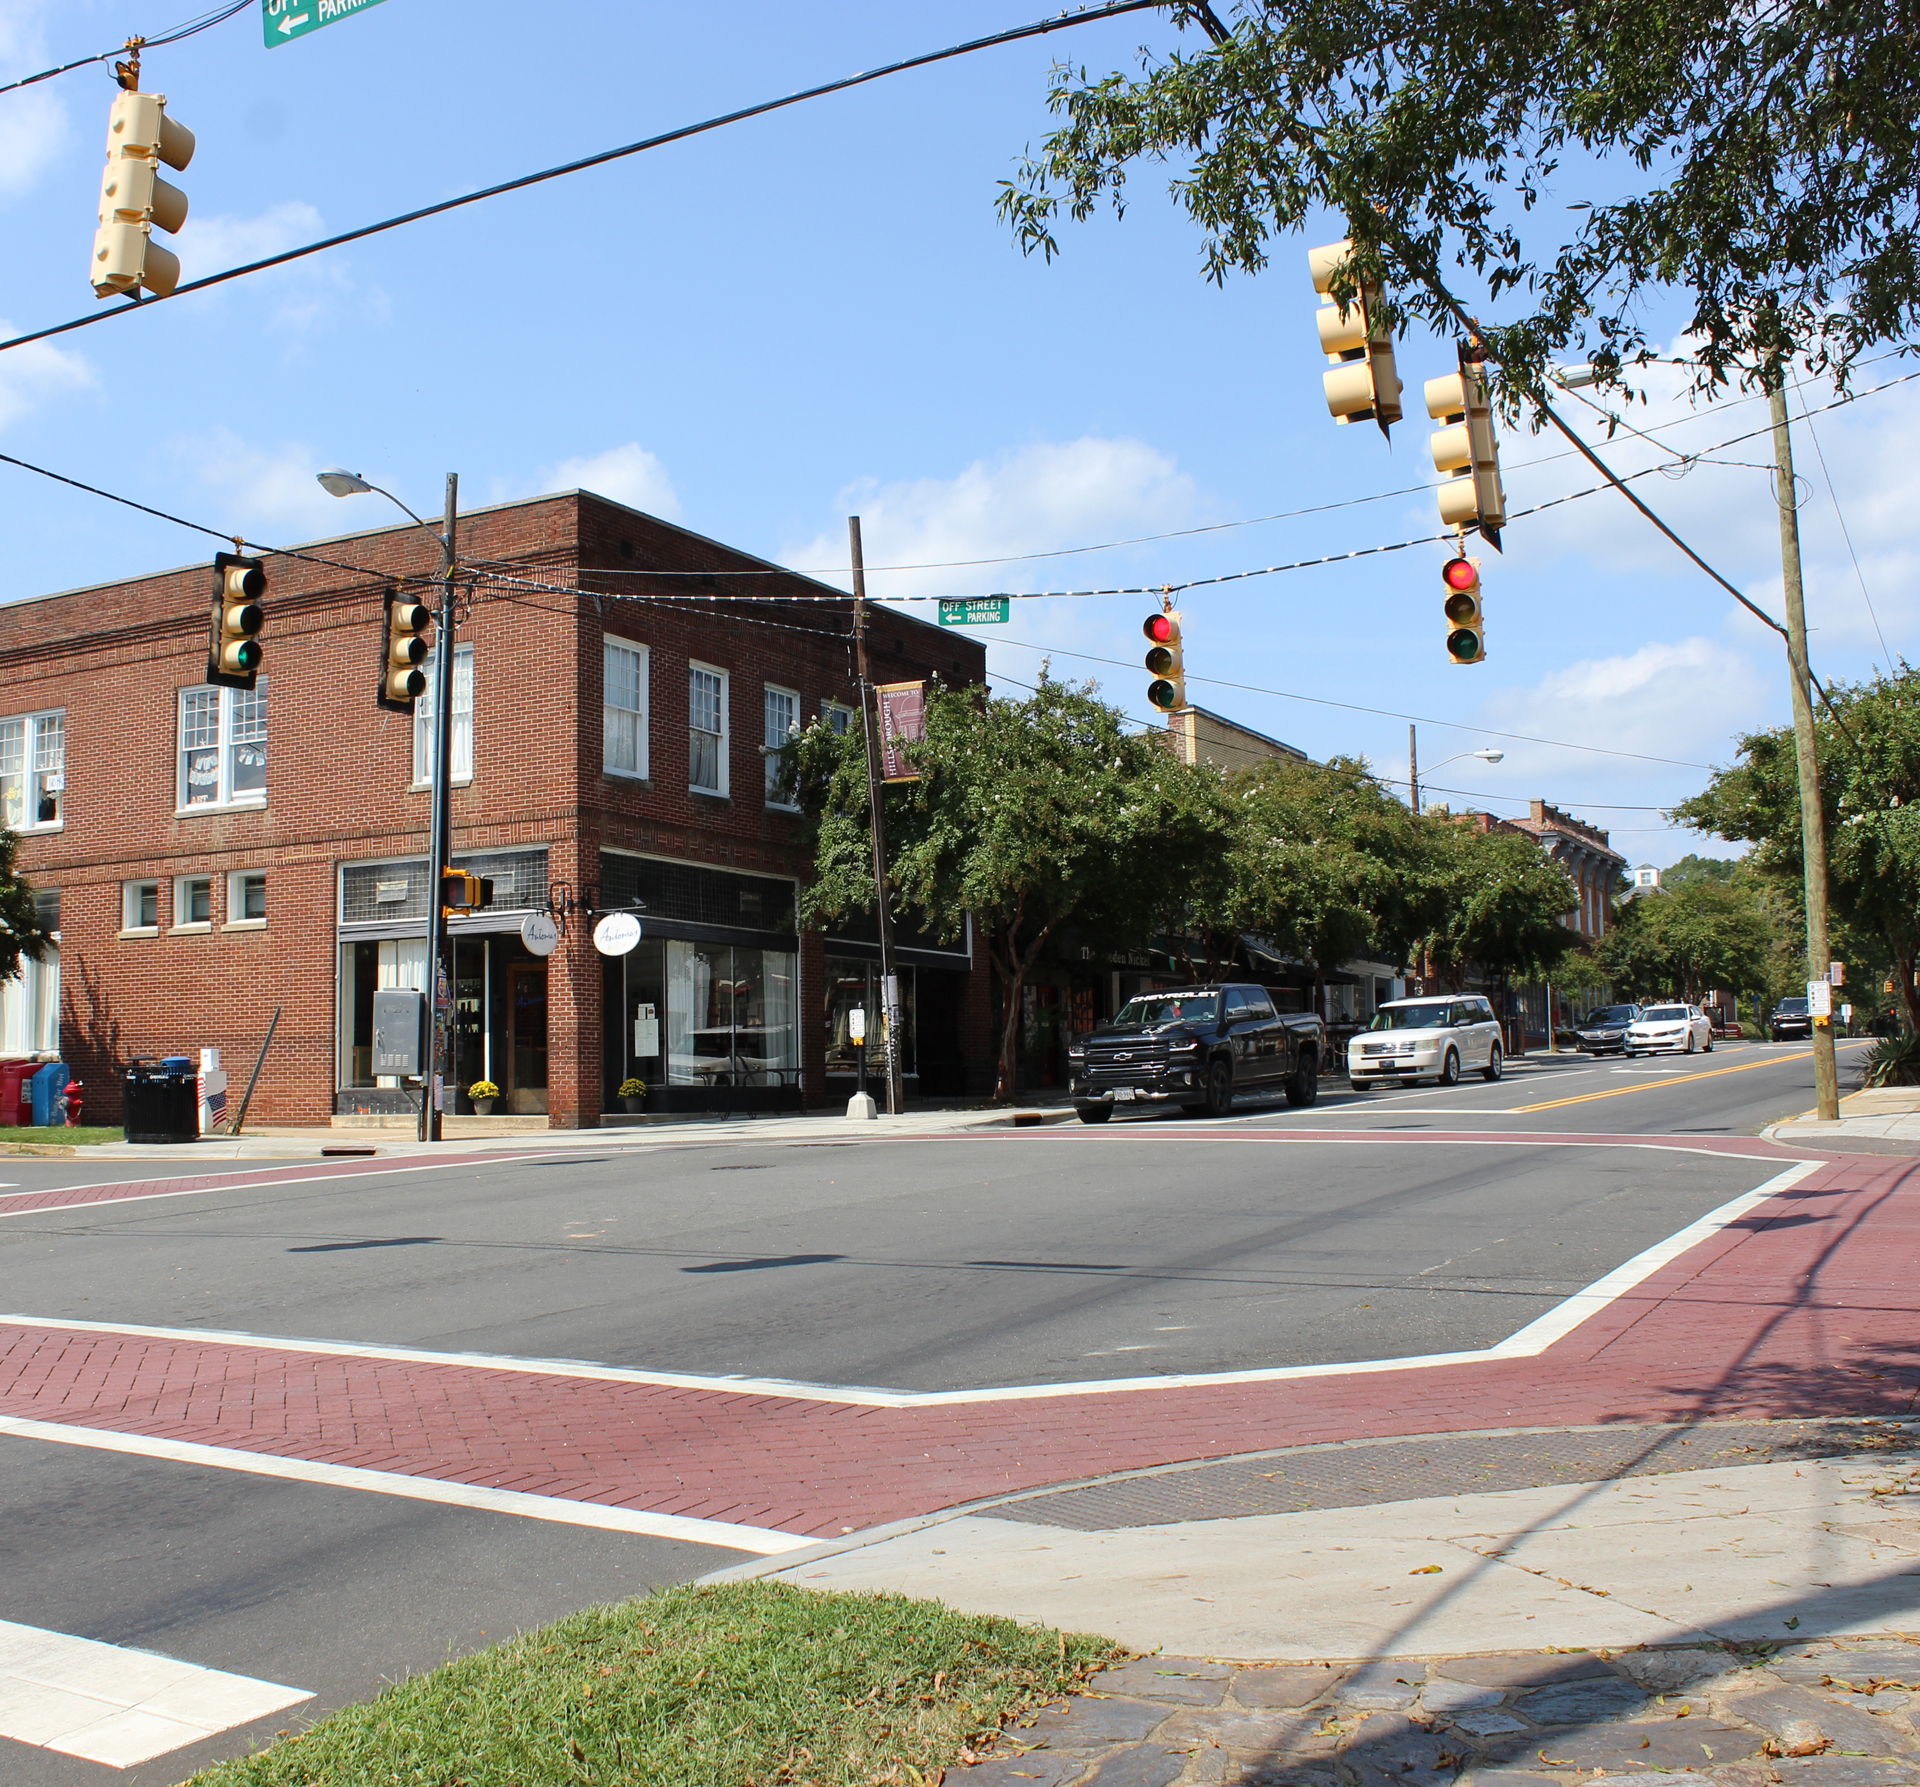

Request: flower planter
left=621, top=1096, right=645, bottom=1113
left=471, top=1098, right=496, bottom=1116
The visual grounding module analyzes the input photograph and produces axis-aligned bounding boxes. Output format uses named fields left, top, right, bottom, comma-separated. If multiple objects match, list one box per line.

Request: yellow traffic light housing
left=1143, top=610, right=1186, bottom=711
left=208, top=552, right=265, bottom=690
left=1443, top=555, right=1486, bottom=664
left=380, top=589, right=432, bottom=710
left=440, top=868, right=494, bottom=916
left=91, top=90, right=194, bottom=300
left=1426, top=345, right=1507, bottom=549
left=1307, top=238, right=1402, bottom=436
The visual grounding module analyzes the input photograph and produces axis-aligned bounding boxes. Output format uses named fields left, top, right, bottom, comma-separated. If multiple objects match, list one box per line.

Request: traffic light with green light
left=207, top=552, right=265, bottom=690
left=1443, top=556, right=1486, bottom=664
left=1144, top=610, right=1186, bottom=710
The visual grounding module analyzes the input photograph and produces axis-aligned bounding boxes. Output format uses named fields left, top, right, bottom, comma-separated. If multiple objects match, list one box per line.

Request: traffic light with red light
left=1144, top=610, right=1186, bottom=710
left=1307, top=238, right=1403, bottom=436
left=207, top=552, right=265, bottom=690
left=1442, top=556, right=1486, bottom=664
left=380, top=589, right=432, bottom=709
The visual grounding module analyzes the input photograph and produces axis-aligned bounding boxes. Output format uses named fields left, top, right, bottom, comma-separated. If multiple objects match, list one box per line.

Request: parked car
left=1348, top=995, right=1505, bottom=1089
left=1624, top=1002, right=1714, bottom=1055
left=1769, top=996, right=1812, bottom=1042
left=1067, top=985, right=1325, bottom=1122
left=1571, top=1003, right=1641, bottom=1055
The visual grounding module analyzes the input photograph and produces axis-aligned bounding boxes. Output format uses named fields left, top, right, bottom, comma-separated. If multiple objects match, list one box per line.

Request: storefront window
left=664, top=939, right=798, bottom=1087
left=338, top=937, right=427, bottom=1086
left=822, top=955, right=915, bottom=1078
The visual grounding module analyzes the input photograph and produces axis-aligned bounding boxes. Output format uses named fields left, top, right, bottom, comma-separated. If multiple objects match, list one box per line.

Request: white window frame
left=763, top=684, right=800, bottom=809
left=412, top=645, right=474, bottom=789
left=121, top=878, right=160, bottom=936
left=171, top=874, right=213, bottom=932
left=0, top=708, right=67, bottom=832
left=603, top=637, right=650, bottom=780
left=822, top=699, right=856, bottom=737
left=225, top=869, right=267, bottom=930
left=177, top=683, right=268, bottom=814
left=688, top=661, right=729, bottom=796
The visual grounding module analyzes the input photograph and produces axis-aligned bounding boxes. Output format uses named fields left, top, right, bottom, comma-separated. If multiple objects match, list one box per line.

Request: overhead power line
left=0, top=1, right=251, bottom=95
left=0, top=1, right=1160, bottom=359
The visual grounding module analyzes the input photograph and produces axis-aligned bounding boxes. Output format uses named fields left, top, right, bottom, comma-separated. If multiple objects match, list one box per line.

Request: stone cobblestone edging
left=959, top=1640, right=1920, bottom=1787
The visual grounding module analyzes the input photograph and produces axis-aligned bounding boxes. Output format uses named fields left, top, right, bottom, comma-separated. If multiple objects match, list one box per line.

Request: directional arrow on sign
left=263, top=0, right=387, bottom=48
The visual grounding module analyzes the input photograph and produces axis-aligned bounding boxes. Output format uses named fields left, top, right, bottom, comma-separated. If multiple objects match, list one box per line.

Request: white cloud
left=0, top=4, right=68, bottom=201
left=537, top=442, right=681, bottom=519
left=0, top=320, right=93, bottom=431
left=188, top=201, right=324, bottom=273
left=783, top=436, right=1205, bottom=604
left=184, top=430, right=369, bottom=536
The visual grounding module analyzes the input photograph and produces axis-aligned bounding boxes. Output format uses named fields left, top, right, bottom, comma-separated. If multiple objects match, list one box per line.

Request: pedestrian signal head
left=1143, top=610, right=1186, bottom=711
left=208, top=552, right=265, bottom=689
left=1442, top=556, right=1485, bottom=664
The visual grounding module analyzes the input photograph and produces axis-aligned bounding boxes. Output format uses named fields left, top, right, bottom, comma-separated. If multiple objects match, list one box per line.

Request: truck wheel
left=1349, top=1079, right=1373, bottom=1091
left=1438, top=1048, right=1460, bottom=1087
left=1074, top=1103, right=1112, bottom=1124
left=1482, top=1043, right=1503, bottom=1082
left=1201, top=1058, right=1234, bottom=1118
left=1283, top=1052, right=1319, bottom=1106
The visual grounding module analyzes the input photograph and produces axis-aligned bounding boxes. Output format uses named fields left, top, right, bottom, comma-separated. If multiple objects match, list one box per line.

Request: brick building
left=1464, top=799, right=1627, bottom=941
left=0, top=490, right=990, bottom=1126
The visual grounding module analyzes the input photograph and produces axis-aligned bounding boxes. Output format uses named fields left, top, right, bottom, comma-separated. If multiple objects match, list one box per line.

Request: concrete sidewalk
left=1767, top=1084, right=1920, bottom=1152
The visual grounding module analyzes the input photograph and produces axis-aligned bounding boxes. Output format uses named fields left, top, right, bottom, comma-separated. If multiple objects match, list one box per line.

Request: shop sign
left=520, top=912, right=560, bottom=957
left=593, top=911, right=643, bottom=956
left=876, top=680, right=926, bottom=781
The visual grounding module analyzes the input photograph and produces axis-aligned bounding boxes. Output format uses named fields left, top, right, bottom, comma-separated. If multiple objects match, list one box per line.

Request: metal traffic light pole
left=420, top=473, right=459, bottom=1141
left=848, top=516, right=904, bottom=1117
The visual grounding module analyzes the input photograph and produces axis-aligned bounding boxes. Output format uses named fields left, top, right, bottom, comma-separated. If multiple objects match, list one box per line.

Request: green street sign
left=938, top=597, right=1010, bottom=627
left=264, top=0, right=387, bottom=47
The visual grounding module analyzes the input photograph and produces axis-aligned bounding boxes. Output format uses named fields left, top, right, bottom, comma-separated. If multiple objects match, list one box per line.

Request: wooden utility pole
left=1408, top=723, right=1420, bottom=815
left=848, top=516, right=905, bottom=1116
left=1768, top=381, right=1840, bottom=1121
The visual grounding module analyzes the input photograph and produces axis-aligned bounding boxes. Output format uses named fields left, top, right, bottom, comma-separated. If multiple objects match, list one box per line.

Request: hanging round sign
left=593, top=911, right=643, bottom=956
left=519, top=912, right=560, bottom=957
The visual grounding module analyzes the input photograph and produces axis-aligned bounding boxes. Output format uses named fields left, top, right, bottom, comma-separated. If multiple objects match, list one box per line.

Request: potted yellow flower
left=618, top=1076, right=647, bottom=1114
left=468, top=1079, right=500, bottom=1116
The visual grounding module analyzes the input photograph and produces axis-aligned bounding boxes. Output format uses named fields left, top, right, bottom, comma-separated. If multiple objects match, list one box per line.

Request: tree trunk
left=1896, top=945, right=1920, bottom=1035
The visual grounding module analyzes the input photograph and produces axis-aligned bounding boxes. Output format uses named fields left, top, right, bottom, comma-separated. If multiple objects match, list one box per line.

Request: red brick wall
left=1, top=492, right=986, bottom=1124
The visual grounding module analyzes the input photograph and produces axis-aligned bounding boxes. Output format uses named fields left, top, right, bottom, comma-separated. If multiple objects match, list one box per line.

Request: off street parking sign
left=264, top=0, right=387, bottom=47
left=937, top=597, right=1010, bottom=626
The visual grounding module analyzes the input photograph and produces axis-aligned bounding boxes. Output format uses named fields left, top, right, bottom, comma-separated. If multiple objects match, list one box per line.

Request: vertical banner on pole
left=876, top=681, right=926, bottom=781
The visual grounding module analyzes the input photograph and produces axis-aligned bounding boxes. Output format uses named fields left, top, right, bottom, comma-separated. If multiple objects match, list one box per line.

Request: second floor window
left=604, top=639, right=648, bottom=777
left=413, top=646, right=474, bottom=786
left=689, top=663, right=727, bottom=795
left=0, top=710, right=64, bottom=829
left=179, top=685, right=267, bottom=810
left=764, top=686, right=798, bottom=806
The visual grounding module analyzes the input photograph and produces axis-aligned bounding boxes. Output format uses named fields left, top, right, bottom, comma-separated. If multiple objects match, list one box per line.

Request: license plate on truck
left=1111, top=1087, right=1137, bottom=1101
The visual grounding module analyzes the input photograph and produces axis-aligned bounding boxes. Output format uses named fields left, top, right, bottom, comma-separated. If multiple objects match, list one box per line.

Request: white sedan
left=1624, top=1003, right=1714, bottom=1056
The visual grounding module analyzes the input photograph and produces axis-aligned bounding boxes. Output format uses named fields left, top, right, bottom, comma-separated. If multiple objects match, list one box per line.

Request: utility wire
left=0, top=1, right=250, bottom=95
left=0, top=2, right=1160, bottom=358
left=1791, top=372, right=1895, bottom=674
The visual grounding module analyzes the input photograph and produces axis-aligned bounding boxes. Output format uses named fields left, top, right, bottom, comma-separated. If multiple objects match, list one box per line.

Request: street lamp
left=1429, top=747, right=1506, bottom=773
left=318, top=466, right=460, bottom=1143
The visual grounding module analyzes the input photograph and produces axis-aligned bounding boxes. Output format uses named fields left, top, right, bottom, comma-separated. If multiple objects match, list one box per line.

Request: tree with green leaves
left=1418, top=821, right=1581, bottom=996
left=1672, top=671, right=1920, bottom=1031
left=1591, top=878, right=1779, bottom=1007
left=790, top=673, right=1232, bottom=1099
left=999, top=1, right=1920, bottom=402
left=0, top=829, right=54, bottom=988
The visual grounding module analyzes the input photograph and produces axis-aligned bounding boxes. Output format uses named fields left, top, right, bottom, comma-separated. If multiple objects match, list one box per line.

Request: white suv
left=1349, top=995, right=1504, bottom=1089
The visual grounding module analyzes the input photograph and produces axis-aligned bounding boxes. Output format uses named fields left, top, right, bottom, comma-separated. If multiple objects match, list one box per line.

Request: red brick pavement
left=1, top=1139, right=1916, bottom=1539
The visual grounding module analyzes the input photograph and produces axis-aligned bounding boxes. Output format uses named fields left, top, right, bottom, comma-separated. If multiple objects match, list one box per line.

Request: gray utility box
left=371, top=987, right=423, bottom=1078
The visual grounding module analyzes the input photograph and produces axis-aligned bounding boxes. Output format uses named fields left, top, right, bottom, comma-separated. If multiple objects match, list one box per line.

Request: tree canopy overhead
left=1000, top=1, right=1920, bottom=400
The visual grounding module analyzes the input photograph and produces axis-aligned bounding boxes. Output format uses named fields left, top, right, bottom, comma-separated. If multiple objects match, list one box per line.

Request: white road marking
left=0, top=1617, right=310, bottom=1767
left=0, top=1160, right=1820, bottom=1411
left=0, top=1415, right=812, bottom=1554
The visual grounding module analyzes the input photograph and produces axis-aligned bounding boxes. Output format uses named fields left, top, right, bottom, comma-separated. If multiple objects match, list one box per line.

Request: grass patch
left=186, top=1580, right=1122, bottom=1786
left=0, top=1124, right=120, bottom=1146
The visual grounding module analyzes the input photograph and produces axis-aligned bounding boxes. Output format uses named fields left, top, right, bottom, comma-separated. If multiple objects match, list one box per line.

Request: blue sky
left=2, top=0, right=1913, bottom=867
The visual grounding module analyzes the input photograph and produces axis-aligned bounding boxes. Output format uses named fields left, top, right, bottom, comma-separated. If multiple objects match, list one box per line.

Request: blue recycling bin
left=29, top=1061, right=69, bottom=1126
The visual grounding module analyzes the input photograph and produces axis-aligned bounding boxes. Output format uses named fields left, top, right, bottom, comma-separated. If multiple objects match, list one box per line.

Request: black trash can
left=123, top=1057, right=199, bottom=1143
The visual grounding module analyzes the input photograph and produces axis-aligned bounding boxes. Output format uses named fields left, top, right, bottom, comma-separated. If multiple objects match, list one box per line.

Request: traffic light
left=91, top=90, right=194, bottom=300
left=379, top=589, right=433, bottom=709
left=1442, top=555, right=1486, bottom=664
left=1425, top=345, right=1507, bottom=548
left=440, top=869, right=494, bottom=915
left=1307, top=238, right=1402, bottom=436
left=1144, top=610, right=1186, bottom=711
left=207, top=552, right=265, bottom=690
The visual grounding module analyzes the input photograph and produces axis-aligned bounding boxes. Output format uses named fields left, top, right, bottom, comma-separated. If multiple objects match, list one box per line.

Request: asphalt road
left=0, top=1036, right=1873, bottom=1784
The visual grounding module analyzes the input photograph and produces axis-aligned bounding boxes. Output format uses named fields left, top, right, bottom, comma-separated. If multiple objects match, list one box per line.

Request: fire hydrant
left=63, top=1079, right=83, bottom=1126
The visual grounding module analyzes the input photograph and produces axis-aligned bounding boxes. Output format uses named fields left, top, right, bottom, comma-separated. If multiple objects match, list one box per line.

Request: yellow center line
left=1508, top=1049, right=1815, bottom=1113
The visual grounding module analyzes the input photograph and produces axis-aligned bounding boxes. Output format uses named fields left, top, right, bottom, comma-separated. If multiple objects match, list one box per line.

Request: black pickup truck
left=1066, top=983, right=1327, bottom=1122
